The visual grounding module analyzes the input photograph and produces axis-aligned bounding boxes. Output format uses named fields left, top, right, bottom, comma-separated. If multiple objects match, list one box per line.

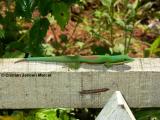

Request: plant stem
left=69, top=14, right=82, bottom=41
left=110, top=1, right=114, bottom=47
left=69, top=21, right=79, bottom=41
left=124, top=24, right=128, bottom=54
left=126, top=23, right=134, bottom=53
left=18, top=30, right=30, bottom=42
left=92, top=31, right=112, bottom=46
left=50, top=24, right=58, bottom=41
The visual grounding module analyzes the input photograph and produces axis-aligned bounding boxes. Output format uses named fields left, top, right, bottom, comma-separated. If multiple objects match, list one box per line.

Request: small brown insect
left=80, top=88, right=109, bottom=94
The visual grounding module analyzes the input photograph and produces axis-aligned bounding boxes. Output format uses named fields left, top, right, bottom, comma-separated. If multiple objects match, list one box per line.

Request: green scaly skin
left=15, top=55, right=134, bottom=69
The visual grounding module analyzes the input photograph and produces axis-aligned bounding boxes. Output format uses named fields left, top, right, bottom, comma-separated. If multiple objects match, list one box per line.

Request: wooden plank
left=96, top=91, right=136, bottom=120
left=0, top=58, right=160, bottom=108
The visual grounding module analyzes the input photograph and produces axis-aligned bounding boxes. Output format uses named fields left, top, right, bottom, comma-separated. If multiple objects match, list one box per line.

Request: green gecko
left=15, top=55, right=134, bottom=69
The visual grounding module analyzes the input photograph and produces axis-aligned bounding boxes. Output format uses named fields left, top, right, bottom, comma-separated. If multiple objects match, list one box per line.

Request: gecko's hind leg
left=65, top=62, right=80, bottom=70
left=104, top=62, right=113, bottom=68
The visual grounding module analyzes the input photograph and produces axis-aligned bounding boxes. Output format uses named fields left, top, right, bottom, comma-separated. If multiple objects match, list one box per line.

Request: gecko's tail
left=14, top=58, right=26, bottom=63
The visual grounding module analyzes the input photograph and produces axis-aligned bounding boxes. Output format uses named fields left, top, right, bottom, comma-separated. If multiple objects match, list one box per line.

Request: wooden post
left=0, top=58, right=160, bottom=108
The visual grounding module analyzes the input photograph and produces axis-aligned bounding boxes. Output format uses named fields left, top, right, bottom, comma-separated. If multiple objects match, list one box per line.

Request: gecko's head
left=118, top=55, right=134, bottom=63
left=111, top=55, right=134, bottom=63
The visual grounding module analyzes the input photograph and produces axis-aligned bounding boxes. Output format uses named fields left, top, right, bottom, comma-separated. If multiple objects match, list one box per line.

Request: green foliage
left=29, top=18, right=50, bottom=56
left=0, top=0, right=79, bottom=58
left=149, top=36, right=160, bottom=55
left=110, top=43, right=125, bottom=55
left=15, top=0, right=37, bottom=20
left=145, top=36, right=160, bottom=57
left=3, top=50, right=25, bottom=58
left=92, top=45, right=109, bottom=55
left=38, top=0, right=53, bottom=16
left=0, top=12, right=19, bottom=42
left=62, top=0, right=79, bottom=5
left=52, top=2, right=70, bottom=30
left=100, top=0, right=113, bottom=11
left=5, top=41, right=26, bottom=52
left=86, top=0, right=139, bottom=55
left=42, top=43, right=55, bottom=56
left=0, top=109, right=77, bottom=120
left=133, top=108, right=160, bottom=120
left=0, top=29, right=5, bottom=38
left=35, top=109, right=58, bottom=120
left=0, top=11, right=19, bottom=57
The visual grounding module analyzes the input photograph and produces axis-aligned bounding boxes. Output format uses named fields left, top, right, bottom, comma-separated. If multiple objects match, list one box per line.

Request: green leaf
left=132, top=0, right=139, bottom=9
left=15, top=0, right=37, bottom=19
left=149, top=36, right=160, bottom=55
left=92, top=45, right=109, bottom=55
left=133, top=108, right=160, bottom=120
left=0, top=15, right=3, bottom=23
left=94, top=10, right=103, bottom=18
left=76, top=41, right=84, bottom=49
left=115, top=19, right=125, bottom=28
left=0, top=42, right=4, bottom=57
left=62, top=0, right=79, bottom=7
left=42, top=43, right=55, bottom=56
left=100, top=0, right=112, bottom=10
left=5, top=41, right=26, bottom=52
left=58, top=108, right=76, bottom=120
left=35, top=109, right=59, bottom=120
left=126, top=4, right=136, bottom=23
left=62, top=0, right=79, bottom=4
left=60, top=34, right=68, bottom=43
left=140, top=2, right=154, bottom=10
left=113, top=43, right=125, bottom=54
left=0, top=12, right=19, bottom=43
left=29, top=18, right=50, bottom=56
left=52, top=2, right=70, bottom=30
left=3, top=50, right=25, bottom=58
left=38, top=0, right=53, bottom=16
left=102, top=12, right=112, bottom=23
left=0, top=29, right=5, bottom=38
left=11, top=111, right=24, bottom=120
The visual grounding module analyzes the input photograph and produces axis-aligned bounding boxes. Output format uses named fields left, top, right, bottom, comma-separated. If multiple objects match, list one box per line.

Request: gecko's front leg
left=65, top=62, right=80, bottom=70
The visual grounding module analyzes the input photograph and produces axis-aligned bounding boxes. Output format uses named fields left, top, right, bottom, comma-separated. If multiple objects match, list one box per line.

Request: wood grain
left=0, top=58, right=160, bottom=108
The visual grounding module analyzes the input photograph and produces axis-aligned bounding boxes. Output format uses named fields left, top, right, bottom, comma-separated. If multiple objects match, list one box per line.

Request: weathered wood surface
left=96, top=91, right=136, bottom=120
left=0, top=58, right=160, bottom=108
